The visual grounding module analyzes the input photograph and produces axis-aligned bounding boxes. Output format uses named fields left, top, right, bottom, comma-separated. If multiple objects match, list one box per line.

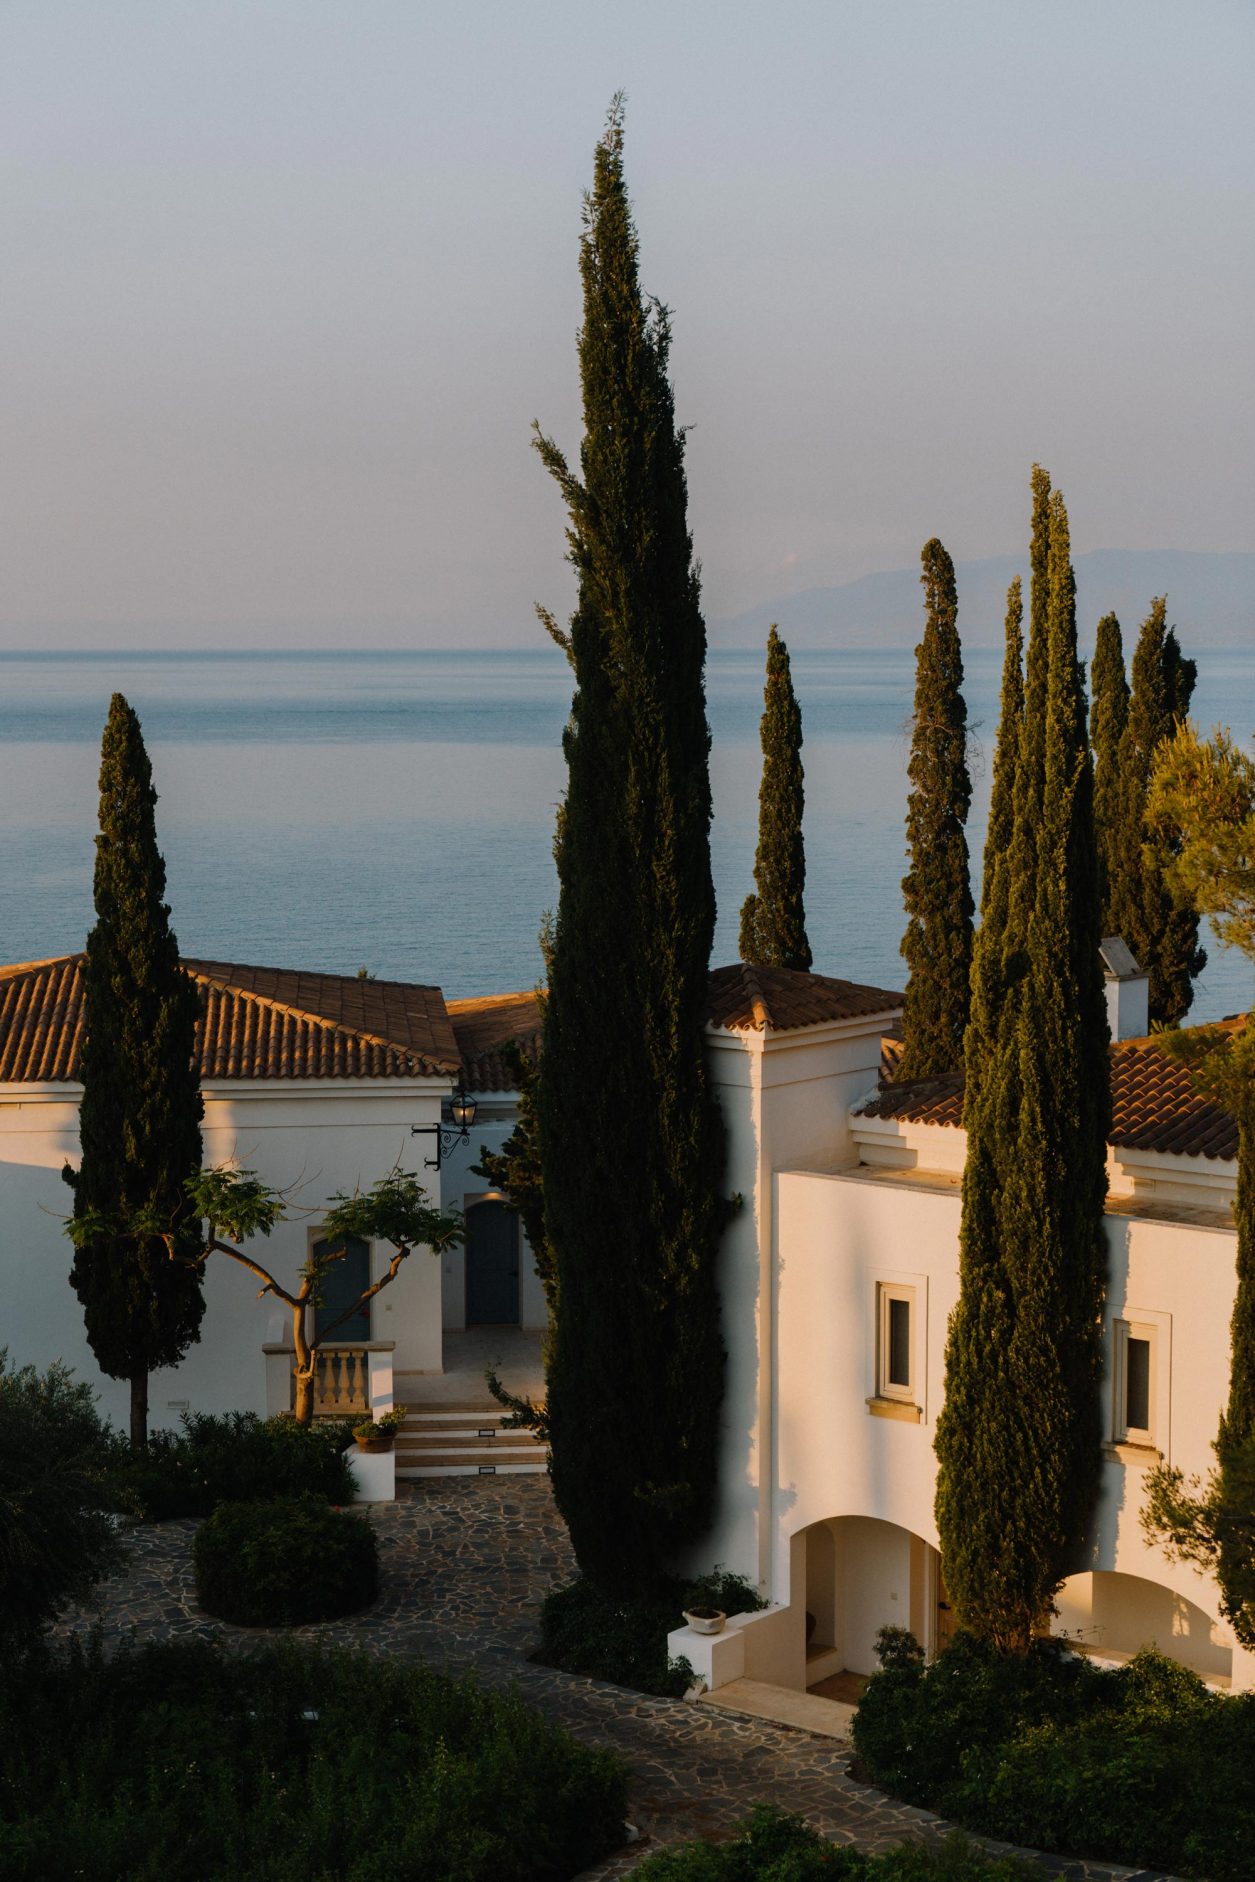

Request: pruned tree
left=934, top=470, right=1109, bottom=1651
left=1089, top=611, right=1128, bottom=915
left=739, top=626, right=812, bottom=972
left=67, top=1167, right=462, bottom=1425
left=64, top=694, right=205, bottom=1448
left=896, top=538, right=972, bottom=1079
left=1106, top=598, right=1205, bottom=1022
left=532, top=98, right=726, bottom=1591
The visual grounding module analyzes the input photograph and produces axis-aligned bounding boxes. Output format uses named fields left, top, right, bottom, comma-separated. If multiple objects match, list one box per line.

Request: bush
left=0, top=1353, right=121, bottom=1643
left=104, top=1410, right=355, bottom=1520
left=0, top=1632, right=627, bottom=1881
left=853, top=1631, right=1255, bottom=1880
left=628, top=1806, right=1035, bottom=1880
left=537, top=1568, right=765, bottom=1697
left=193, top=1495, right=378, bottom=1625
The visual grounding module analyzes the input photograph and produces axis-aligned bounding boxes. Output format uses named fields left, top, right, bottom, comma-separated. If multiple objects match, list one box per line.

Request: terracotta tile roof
left=0, top=955, right=460, bottom=1084
left=706, top=963, right=904, bottom=1034
left=860, top=1023, right=1244, bottom=1164
left=447, top=992, right=543, bottom=1092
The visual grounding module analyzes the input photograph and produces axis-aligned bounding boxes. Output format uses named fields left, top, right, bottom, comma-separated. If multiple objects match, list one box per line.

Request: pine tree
left=532, top=101, right=726, bottom=1592
left=935, top=473, right=1109, bottom=1651
left=1106, top=598, right=1205, bottom=1023
left=739, top=626, right=812, bottom=972
left=896, top=538, right=973, bottom=1079
left=1139, top=724, right=1255, bottom=1643
left=65, top=695, right=205, bottom=1447
left=1089, top=612, right=1128, bottom=916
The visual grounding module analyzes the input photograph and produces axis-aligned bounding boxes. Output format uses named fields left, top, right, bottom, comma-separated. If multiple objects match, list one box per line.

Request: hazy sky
left=2, top=1, right=1252, bottom=649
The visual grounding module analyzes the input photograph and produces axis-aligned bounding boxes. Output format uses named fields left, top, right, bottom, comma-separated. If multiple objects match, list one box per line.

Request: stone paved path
left=58, top=1480, right=1174, bottom=1882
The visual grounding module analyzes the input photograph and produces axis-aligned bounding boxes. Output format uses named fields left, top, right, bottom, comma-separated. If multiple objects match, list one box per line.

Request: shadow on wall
left=1055, top=1568, right=1235, bottom=1685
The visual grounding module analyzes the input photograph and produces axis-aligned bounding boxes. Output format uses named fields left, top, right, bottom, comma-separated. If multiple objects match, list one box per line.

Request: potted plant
left=352, top=1405, right=407, bottom=1454
left=682, top=1604, right=726, bottom=1636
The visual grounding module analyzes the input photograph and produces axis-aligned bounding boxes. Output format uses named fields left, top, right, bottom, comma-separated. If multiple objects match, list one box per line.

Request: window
left=1114, top=1319, right=1156, bottom=1448
left=877, top=1283, right=915, bottom=1404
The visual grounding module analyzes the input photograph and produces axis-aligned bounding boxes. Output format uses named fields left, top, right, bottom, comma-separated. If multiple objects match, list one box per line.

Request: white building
left=1, top=947, right=1250, bottom=1693
left=0, top=955, right=547, bottom=1434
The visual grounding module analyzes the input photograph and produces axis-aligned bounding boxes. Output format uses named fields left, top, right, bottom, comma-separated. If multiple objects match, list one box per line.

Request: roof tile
left=860, top=1025, right=1243, bottom=1163
left=0, top=955, right=460, bottom=1083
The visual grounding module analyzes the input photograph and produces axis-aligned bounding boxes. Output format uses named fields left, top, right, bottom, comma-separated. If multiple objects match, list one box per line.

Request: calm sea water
left=1, top=647, right=1251, bottom=1022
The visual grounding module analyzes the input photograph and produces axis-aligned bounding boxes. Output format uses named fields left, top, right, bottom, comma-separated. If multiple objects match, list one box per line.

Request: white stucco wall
left=0, top=1076, right=450, bottom=1432
left=771, top=1157, right=1251, bottom=1687
left=684, top=1009, right=900, bottom=1591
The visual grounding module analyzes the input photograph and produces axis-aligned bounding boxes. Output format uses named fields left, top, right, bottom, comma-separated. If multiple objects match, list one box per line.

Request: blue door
left=465, top=1202, right=520, bottom=1326
left=313, top=1235, right=371, bottom=1341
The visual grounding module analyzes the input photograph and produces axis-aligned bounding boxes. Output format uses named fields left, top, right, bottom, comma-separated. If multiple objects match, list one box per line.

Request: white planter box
left=345, top=1443, right=395, bottom=1503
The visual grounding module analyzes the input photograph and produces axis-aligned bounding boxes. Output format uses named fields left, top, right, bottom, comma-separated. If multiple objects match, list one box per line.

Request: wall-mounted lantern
left=411, top=1084, right=479, bottom=1170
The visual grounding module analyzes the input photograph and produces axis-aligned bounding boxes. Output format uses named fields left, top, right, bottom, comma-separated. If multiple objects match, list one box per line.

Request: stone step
left=397, top=1454, right=549, bottom=1477
left=397, top=1433, right=541, bottom=1451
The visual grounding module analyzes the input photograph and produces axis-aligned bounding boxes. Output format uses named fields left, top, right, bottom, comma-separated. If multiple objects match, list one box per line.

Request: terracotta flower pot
left=355, top=1432, right=395, bottom=1454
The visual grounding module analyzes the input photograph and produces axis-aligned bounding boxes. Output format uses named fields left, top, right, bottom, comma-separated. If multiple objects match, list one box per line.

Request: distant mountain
left=715, top=550, right=1255, bottom=650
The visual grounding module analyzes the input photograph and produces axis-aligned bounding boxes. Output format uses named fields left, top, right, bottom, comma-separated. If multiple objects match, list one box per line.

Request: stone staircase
left=394, top=1402, right=549, bottom=1478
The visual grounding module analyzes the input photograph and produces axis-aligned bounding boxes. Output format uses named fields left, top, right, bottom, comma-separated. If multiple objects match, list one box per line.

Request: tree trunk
left=129, top=1369, right=149, bottom=1449
left=292, top=1304, right=316, bottom=1425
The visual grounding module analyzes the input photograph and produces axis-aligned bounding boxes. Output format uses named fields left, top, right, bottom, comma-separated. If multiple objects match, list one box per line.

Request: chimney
left=1100, top=937, right=1149, bottom=1042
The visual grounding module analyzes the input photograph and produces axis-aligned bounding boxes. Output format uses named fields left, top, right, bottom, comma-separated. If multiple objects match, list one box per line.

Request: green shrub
left=537, top=1568, right=765, bottom=1697
left=104, top=1410, right=355, bottom=1520
left=193, top=1495, right=377, bottom=1625
left=0, top=1353, right=121, bottom=1643
left=0, top=1633, right=627, bottom=1881
left=628, top=1806, right=1035, bottom=1879
left=853, top=1632, right=1255, bottom=1880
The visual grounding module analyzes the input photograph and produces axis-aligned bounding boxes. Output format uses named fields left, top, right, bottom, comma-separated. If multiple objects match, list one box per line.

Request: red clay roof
left=447, top=992, right=543, bottom=1093
left=862, top=1026, right=1243, bottom=1163
left=0, top=955, right=460, bottom=1083
left=706, top=963, right=903, bottom=1033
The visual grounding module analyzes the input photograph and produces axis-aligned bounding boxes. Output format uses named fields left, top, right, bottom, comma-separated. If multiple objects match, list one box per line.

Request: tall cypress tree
left=896, top=538, right=973, bottom=1079
left=935, top=474, right=1109, bottom=1651
left=533, top=101, right=725, bottom=1592
left=739, top=625, right=812, bottom=972
left=1089, top=612, right=1128, bottom=917
left=65, top=695, right=205, bottom=1447
left=1106, top=598, right=1205, bottom=1023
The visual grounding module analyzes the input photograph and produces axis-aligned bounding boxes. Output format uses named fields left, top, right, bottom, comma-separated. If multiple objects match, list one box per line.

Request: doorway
left=465, top=1201, right=521, bottom=1326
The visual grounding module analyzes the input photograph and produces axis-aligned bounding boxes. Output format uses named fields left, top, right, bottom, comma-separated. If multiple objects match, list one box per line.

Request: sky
left=2, top=1, right=1252, bottom=649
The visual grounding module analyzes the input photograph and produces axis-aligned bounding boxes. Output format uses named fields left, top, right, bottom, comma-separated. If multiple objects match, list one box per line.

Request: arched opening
left=799, top=1515, right=939, bottom=1685
left=1055, top=1569, right=1235, bottom=1686
left=465, top=1200, right=521, bottom=1327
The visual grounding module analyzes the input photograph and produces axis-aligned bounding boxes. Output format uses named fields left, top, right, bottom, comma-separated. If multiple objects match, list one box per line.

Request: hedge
left=193, top=1495, right=378, bottom=1626
left=0, top=1634, right=627, bottom=1882
left=853, top=1630, right=1255, bottom=1881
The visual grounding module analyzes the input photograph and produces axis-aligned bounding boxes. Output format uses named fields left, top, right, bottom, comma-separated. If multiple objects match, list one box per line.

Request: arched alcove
left=1055, top=1569, right=1234, bottom=1685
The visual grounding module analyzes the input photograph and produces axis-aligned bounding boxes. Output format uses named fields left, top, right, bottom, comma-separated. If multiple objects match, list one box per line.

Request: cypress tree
left=739, top=626, right=812, bottom=972
left=532, top=101, right=725, bottom=1592
left=1107, top=598, right=1206, bottom=1023
left=896, top=538, right=973, bottom=1079
left=935, top=474, right=1109, bottom=1651
left=65, top=695, right=205, bottom=1447
left=1089, top=612, right=1128, bottom=916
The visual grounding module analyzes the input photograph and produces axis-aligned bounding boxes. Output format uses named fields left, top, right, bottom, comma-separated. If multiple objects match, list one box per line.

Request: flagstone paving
left=59, top=1479, right=1176, bottom=1882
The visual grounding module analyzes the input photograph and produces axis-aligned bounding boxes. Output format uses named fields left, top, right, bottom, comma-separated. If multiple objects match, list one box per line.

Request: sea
left=2, top=646, right=1252, bottom=1024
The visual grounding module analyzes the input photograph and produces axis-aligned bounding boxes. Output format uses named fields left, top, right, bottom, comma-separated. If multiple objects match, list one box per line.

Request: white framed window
left=1113, top=1318, right=1157, bottom=1448
left=877, top=1283, right=916, bottom=1404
